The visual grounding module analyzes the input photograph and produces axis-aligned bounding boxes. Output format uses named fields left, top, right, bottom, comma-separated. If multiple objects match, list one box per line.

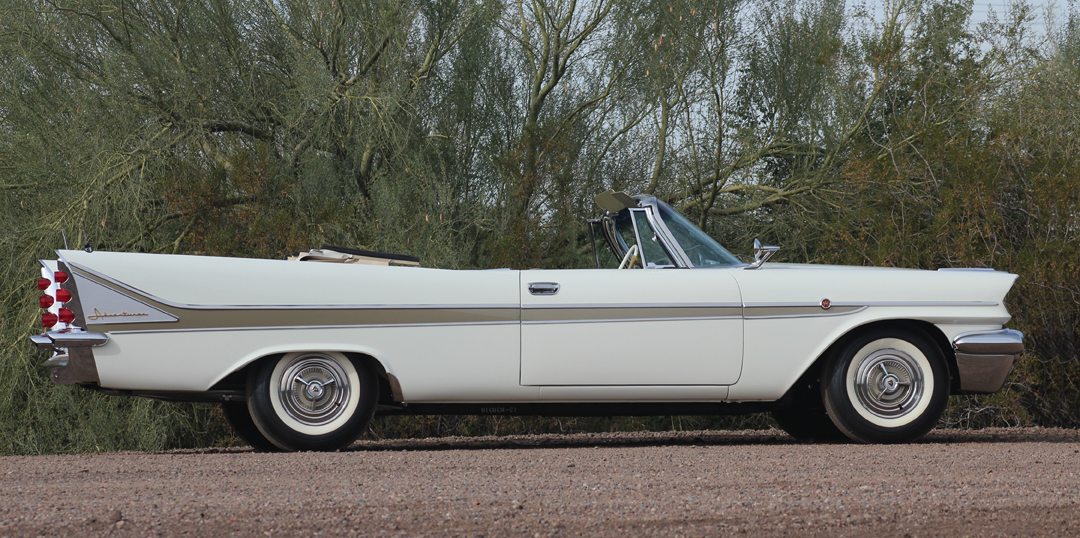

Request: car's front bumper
left=30, top=330, right=107, bottom=385
left=952, top=329, right=1024, bottom=393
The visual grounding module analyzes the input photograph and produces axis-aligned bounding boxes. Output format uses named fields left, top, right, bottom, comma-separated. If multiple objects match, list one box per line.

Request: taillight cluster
left=38, top=270, right=75, bottom=329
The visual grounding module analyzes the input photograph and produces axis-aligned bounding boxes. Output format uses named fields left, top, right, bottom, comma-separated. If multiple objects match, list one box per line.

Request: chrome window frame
left=592, top=194, right=743, bottom=269
left=628, top=208, right=678, bottom=268
left=638, top=202, right=693, bottom=268
left=627, top=209, right=649, bottom=267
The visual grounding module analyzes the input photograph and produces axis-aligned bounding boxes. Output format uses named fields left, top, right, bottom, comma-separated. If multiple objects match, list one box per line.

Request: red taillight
left=53, top=271, right=69, bottom=284
left=39, top=295, right=55, bottom=308
left=58, top=308, right=75, bottom=324
left=55, top=289, right=72, bottom=303
left=41, top=312, right=58, bottom=327
left=37, top=277, right=51, bottom=290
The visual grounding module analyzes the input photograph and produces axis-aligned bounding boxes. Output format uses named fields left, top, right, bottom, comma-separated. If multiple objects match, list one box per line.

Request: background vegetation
left=1, top=0, right=1077, bottom=454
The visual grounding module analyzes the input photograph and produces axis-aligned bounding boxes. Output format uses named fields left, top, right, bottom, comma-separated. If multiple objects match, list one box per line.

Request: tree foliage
left=0, top=0, right=1077, bottom=453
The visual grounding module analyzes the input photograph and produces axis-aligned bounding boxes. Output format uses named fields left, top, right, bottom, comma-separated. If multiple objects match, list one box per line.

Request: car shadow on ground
left=339, top=427, right=1080, bottom=452
left=176, top=427, right=1080, bottom=455
left=344, top=430, right=797, bottom=452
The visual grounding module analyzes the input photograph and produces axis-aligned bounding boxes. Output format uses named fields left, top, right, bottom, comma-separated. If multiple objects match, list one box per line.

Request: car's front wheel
left=247, top=351, right=377, bottom=451
left=822, top=328, right=948, bottom=443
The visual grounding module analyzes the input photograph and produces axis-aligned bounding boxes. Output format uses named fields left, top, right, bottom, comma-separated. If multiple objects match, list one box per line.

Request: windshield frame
left=651, top=198, right=744, bottom=268
left=593, top=194, right=746, bottom=269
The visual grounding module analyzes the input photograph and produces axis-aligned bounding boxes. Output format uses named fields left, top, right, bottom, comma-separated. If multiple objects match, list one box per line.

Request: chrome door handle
left=528, top=282, right=560, bottom=295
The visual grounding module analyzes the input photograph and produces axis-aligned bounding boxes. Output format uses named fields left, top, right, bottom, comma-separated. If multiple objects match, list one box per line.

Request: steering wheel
left=682, top=244, right=708, bottom=266
left=618, top=244, right=639, bottom=269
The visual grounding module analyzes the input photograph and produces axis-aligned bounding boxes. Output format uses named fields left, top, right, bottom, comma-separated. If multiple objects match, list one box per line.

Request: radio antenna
left=61, top=230, right=69, bottom=249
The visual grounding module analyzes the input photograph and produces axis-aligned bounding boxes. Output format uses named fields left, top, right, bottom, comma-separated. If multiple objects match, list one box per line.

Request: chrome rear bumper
left=952, top=329, right=1024, bottom=393
left=32, top=330, right=109, bottom=349
left=30, top=330, right=107, bottom=385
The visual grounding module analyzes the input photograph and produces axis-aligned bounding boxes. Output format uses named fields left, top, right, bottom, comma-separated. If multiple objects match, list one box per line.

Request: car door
left=519, top=267, right=744, bottom=386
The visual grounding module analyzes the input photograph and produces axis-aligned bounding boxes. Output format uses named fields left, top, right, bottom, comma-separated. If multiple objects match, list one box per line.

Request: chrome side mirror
left=747, top=238, right=780, bottom=269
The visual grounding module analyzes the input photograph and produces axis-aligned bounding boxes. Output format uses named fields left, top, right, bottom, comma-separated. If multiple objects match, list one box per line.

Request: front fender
left=729, top=305, right=1012, bottom=401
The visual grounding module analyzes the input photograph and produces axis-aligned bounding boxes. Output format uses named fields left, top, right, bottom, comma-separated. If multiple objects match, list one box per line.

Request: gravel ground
left=1, top=427, right=1078, bottom=537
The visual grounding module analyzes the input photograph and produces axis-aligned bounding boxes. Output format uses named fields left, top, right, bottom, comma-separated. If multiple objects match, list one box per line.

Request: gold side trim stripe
left=744, top=306, right=867, bottom=319
left=109, top=321, right=520, bottom=335
left=522, top=306, right=743, bottom=323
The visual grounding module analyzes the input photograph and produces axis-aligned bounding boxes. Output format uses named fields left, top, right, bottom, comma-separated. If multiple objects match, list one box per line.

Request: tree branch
left=203, top=121, right=273, bottom=141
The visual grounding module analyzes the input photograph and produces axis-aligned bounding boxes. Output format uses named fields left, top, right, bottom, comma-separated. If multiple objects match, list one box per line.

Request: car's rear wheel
left=247, top=351, right=377, bottom=452
left=221, top=401, right=280, bottom=452
left=822, top=328, right=948, bottom=443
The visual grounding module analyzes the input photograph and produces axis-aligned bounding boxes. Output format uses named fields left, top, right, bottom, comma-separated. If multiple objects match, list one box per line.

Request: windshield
left=654, top=200, right=743, bottom=267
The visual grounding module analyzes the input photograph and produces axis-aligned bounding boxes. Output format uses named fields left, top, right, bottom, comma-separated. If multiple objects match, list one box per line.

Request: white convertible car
left=30, top=191, right=1023, bottom=451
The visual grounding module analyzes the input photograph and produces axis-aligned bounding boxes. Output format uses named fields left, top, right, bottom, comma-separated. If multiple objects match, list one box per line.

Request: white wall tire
left=247, top=352, right=377, bottom=451
left=845, top=338, right=933, bottom=429
left=269, top=352, right=361, bottom=436
left=823, top=328, right=948, bottom=443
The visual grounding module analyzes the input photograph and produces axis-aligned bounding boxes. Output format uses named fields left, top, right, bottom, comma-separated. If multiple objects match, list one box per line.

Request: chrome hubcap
left=854, top=349, right=923, bottom=419
left=278, top=356, right=351, bottom=427
left=304, top=381, right=325, bottom=400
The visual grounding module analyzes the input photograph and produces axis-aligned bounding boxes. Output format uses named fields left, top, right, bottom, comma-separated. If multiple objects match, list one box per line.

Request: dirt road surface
left=1, top=428, right=1078, bottom=536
